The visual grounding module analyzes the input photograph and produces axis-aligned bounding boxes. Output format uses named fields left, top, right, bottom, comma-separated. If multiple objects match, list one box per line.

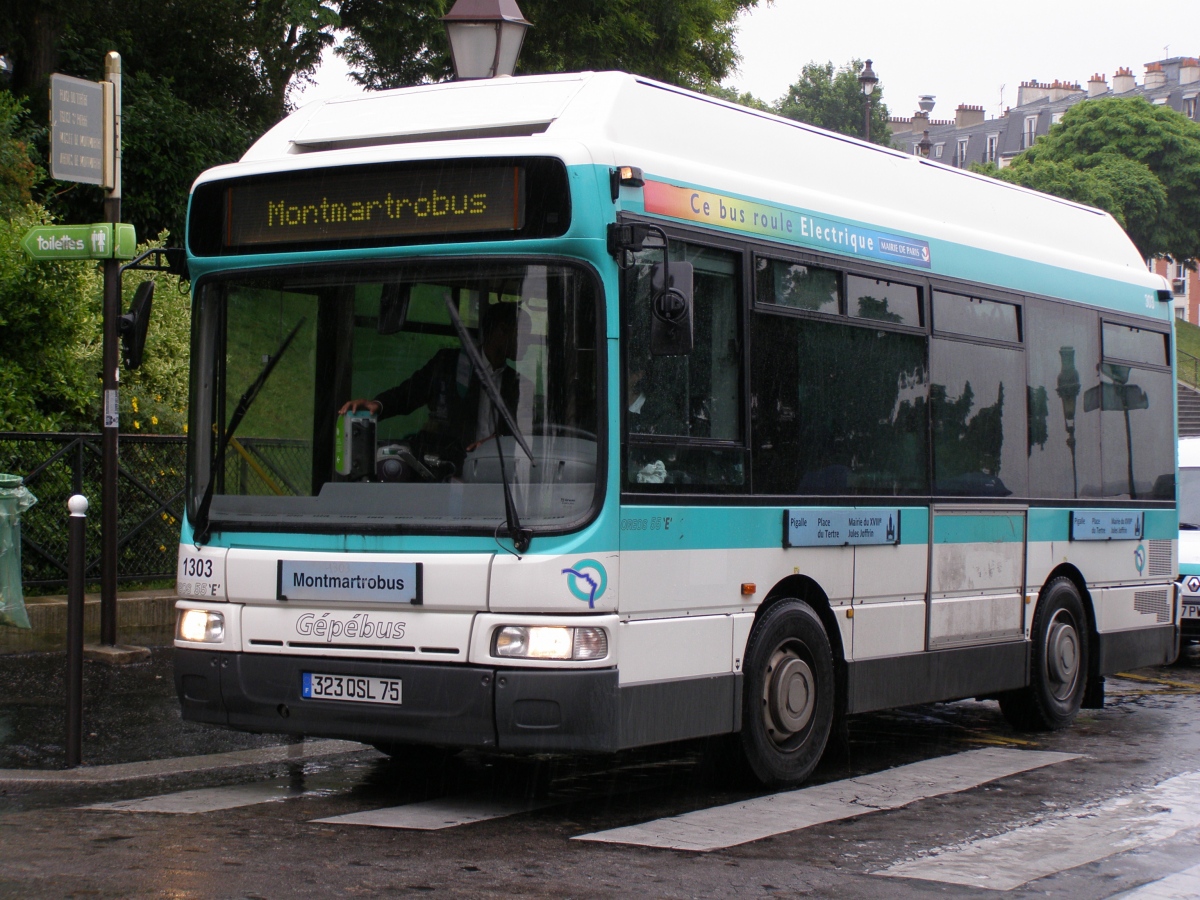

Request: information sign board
left=1069, top=510, right=1144, bottom=541
left=22, top=224, right=137, bottom=260
left=49, top=74, right=109, bottom=187
left=784, top=508, right=901, bottom=548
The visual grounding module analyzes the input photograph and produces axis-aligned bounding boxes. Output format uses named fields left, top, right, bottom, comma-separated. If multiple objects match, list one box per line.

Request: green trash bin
left=0, top=474, right=38, bottom=629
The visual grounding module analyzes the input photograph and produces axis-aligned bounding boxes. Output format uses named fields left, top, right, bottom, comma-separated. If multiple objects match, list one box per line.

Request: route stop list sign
left=49, top=73, right=111, bottom=188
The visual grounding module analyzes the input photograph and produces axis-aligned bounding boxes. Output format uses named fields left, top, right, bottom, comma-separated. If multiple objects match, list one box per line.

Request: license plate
left=302, top=672, right=402, bottom=705
left=1183, top=605, right=1200, bottom=619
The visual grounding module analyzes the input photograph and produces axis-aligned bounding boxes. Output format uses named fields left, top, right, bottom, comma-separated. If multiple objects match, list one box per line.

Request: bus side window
left=751, top=313, right=928, bottom=496
left=624, top=242, right=745, bottom=488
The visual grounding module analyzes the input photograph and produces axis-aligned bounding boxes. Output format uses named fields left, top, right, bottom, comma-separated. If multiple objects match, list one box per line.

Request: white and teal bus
left=174, top=72, right=1179, bottom=785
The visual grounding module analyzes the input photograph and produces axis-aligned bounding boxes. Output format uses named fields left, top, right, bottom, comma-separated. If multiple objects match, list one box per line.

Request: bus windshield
left=189, top=260, right=601, bottom=535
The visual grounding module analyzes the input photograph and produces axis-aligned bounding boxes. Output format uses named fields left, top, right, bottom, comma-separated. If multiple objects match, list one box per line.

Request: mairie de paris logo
left=1134, top=544, right=1146, bottom=575
left=562, top=558, right=607, bottom=608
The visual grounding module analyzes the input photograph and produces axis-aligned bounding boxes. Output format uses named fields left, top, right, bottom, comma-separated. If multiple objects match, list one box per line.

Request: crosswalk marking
left=574, top=747, right=1078, bottom=852
left=1116, top=863, right=1200, bottom=900
left=312, top=795, right=549, bottom=830
left=84, top=783, right=296, bottom=814
left=879, top=770, right=1200, bottom=891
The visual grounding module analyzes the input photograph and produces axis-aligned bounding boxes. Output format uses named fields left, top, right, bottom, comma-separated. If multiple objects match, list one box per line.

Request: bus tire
left=740, top=599, right=835, bottom=786
left=1000, top=577, right=1089, bottom=731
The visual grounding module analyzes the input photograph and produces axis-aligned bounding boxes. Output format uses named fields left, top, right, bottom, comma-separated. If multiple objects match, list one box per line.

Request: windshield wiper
left=442, top=292, right=534, bottom=553
left=193, top=317, right=306, bottom=545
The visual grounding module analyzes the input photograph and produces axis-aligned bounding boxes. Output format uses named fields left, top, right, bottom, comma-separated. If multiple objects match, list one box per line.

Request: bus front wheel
left=740, top=600, right=835, bottom=786
left=1000, top=577, right=1089, bottom=731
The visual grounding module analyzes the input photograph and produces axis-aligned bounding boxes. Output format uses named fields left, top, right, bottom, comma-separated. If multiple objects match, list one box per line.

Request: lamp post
left=918, top=129, right=932, bottom=158
left=858, top=59, right=878, bottom=142
left=442, top=0, right=531, bottom=80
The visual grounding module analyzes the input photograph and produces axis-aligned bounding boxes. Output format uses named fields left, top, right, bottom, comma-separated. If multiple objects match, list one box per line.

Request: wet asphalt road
left=1, top=648, right=1200, bottom=898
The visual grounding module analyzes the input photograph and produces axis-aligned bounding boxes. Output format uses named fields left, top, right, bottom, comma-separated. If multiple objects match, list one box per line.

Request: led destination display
left=226, top=165, right=524, bottom=247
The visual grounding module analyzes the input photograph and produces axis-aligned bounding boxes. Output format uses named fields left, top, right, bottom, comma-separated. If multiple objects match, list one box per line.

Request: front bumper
left=175, top=649, right=621, bottom=752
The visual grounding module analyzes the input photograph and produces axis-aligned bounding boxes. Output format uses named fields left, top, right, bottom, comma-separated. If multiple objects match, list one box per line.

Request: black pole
left=66, top=494, right=88, bottom=768
left=100, top=51, right=121, bottom=647
left=864, top=95, right=871, bottom=143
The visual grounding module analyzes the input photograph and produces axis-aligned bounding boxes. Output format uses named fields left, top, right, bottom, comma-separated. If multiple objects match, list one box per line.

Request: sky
left=293, top=1, right=1198, bottom=122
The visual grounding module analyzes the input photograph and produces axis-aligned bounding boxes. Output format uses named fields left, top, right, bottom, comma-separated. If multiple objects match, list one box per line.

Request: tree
left=337, top=0, right=761, bottom=92
left=0, top=93, right=96, bottom=431
left=2, top=0, right=340, bottom=242
left=776, top=60, right=891, bottom=145
left=986, top=97, right=1200, bottom=262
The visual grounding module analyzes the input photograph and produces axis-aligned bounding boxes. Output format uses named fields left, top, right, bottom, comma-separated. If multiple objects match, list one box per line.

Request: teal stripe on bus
left=1028, top=507, right=1176, bottom=542
left=617, top=506, right=929, bottom=551
left=932, top=513, right=1024, bottom=544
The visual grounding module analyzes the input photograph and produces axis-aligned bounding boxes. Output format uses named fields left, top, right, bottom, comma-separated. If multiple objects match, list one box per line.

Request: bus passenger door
left=928, top=506, right=1027, bottom=648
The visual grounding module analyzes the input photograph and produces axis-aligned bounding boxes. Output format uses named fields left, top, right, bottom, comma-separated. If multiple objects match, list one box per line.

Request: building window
left=934, top=143, right=944, bottom=158
left=1023, top=116, right=1038, bottom=149
left=1177, top=306, right=1187, bottom=320
left=1052, top=113, right=1064, bottom=125
left=1186, top=96, right=1198, bottom=118
left=957, top=138, right=968, bottom=166
left=986, top=134, right=998, bottom=163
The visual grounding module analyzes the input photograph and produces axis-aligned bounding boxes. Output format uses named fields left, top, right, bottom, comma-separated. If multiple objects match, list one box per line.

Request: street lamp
left=918, top=130, right=932, bottom=158
left=441, top=0, right=532, bottom=80
left=858, top=59, right=878, bottom=142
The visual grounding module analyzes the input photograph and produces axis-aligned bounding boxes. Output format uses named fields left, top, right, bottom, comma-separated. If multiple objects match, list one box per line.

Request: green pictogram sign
left=21, top=224, right=137, bottom=260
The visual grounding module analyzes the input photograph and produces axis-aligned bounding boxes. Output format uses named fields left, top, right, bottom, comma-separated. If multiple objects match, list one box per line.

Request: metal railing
left=0, top=432, right=187, bottom=588
left=1181, top=350, right=1200, bottom=389
left=0, top=433, right=314, bottom=588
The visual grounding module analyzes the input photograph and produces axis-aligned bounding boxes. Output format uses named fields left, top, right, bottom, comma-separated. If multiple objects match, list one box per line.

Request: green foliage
left=0, top=205, right=100, bottom=431
left=776, top=60, right=892, bottom=145
left=705, top=83, right=771, bottom=111
left=0, top=93, right=41, bottom=217
left=338, top=0, right=761, bottom=91
left=119, top=74, right=254, bottom=243
left=5, top=0, right=338, bottom=241
left=107, top=234, right=193, bottom=435
left=989, top=97, right=1200, bottom=262
left=1175, top=319, right=1200, bottom=387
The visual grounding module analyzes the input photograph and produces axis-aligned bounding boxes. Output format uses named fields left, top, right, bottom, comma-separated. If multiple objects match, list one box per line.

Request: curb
left=0, top=591, right=176, bottom=654
left=0, top=739, right=372, bottom=786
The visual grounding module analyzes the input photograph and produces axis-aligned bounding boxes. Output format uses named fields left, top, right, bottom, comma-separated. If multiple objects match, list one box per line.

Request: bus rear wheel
left=1000, top=577, right=1089, bottom=731
left=740, top=600, right=835, bottom=786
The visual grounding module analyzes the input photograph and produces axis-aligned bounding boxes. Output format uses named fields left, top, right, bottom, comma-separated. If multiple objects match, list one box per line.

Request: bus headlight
left=177, top=609, right=225, bottom=643
left=493, top=625, right=608, bottom=661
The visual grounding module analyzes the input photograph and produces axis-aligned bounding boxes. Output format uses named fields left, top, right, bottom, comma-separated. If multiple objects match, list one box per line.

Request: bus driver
left=339, top=302, right=524, bottom=474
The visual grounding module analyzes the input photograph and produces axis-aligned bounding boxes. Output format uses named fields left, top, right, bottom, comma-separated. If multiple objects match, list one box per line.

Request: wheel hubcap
left=1045, top=611, right=1080, bottom=700
left=763, top=645, right=815, bottom=744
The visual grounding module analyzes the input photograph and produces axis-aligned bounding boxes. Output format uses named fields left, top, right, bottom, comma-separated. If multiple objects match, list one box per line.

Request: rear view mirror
left=650, top=261, right=694, bottom=356
left=119, top=280, right=154, bottom=370
left=377, top=283, right=411, bottom=334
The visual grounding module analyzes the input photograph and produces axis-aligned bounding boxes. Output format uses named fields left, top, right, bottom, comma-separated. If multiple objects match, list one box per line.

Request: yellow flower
left=133, top=420, right=140, bottom=429
left=151, top=416, right=159, bottom=426
left=159, top=544, right=167, bottom=552
left=183, top=424, right=188, bottom=434
left=131, top=397, right=139, bottom=413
